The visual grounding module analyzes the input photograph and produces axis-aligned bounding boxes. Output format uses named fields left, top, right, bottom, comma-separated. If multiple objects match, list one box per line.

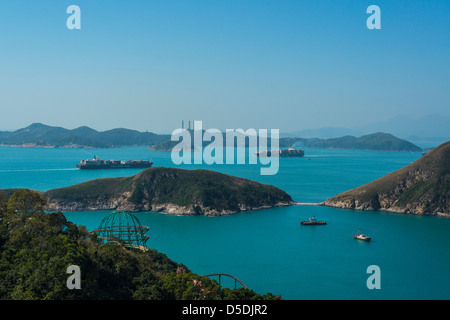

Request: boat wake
left=0, top=168, right=79, bottom=173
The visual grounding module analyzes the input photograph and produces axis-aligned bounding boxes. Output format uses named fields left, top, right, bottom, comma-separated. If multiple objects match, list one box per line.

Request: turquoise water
left=1, top=146, right=449, bottom=299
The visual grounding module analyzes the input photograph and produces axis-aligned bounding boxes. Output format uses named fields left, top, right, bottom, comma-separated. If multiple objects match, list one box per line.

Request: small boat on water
left=354, top=229, right=372, bottom=241
left=300, top=216, right=327, bottom=225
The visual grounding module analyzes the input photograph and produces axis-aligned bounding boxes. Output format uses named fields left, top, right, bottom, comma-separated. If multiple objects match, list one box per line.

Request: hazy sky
left=0, top=0, right=449, bottom=133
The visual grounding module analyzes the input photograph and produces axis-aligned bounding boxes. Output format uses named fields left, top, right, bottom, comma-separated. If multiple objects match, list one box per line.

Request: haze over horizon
left=1, top=1, right=449, bottom=134
left=2, top=113, right=450, bottom=144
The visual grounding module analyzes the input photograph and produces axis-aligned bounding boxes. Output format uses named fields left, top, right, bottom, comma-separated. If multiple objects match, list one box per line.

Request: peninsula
left=324, top=141, right=450, bottom=217
left=42, top=167, right=293, bottom=215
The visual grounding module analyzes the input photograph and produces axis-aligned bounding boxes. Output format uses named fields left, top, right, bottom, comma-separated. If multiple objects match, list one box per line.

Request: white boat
left=354, top=228, right=371, bottom=241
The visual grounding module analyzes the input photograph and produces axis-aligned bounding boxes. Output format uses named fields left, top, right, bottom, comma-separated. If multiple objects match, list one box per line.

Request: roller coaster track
left=203, top=273, right=248, bottom=289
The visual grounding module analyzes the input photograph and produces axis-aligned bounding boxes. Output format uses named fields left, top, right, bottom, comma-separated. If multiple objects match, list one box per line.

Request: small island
left=281, top=132, right=423, bottom=152
left=324, top=141, right=450, bottom=217
left=42, top=167, right=293, bottom=215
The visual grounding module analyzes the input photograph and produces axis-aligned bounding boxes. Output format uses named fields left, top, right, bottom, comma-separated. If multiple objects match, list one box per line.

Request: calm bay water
left=1, top=146, right=449, bottom=299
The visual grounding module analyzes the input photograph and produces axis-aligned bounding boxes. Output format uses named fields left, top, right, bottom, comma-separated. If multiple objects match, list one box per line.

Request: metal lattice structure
left=92, top=211, right=149, bottom=251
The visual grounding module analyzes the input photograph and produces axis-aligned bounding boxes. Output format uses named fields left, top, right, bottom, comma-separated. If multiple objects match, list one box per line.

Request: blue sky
left=0, top=0, right=449, bottom=133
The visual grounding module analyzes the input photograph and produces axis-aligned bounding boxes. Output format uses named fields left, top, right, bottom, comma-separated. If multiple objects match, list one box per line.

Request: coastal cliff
left=324, top=141, right=450, bottom=217
left=43, top=167, right=293, bottom=215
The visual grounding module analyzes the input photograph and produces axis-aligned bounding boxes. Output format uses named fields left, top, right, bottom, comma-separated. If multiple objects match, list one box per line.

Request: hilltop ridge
left=0, top=123, right=422, bottom=152
left=282, top=132, right=422, bottom=152
left=0, top=123, right=170, bottom=148
left=152, top=132, right=423, bottom=152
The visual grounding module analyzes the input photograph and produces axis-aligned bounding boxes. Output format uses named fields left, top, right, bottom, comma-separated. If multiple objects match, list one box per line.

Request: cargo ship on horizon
left=76, top=156, right=153, bottom=169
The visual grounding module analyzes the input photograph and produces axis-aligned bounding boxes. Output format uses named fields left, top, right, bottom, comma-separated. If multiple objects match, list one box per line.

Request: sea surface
left=1, top=146, right=449, bottom=300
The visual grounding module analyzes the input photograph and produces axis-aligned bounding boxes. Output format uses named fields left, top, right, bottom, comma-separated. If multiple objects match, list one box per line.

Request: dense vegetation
left=128, top=167, right=292, bottom=208
left=325, top=141, right=449, bottom=215
left=0, top=189, right=281, bottom=300
left=43, top=167, right=293, bottom=214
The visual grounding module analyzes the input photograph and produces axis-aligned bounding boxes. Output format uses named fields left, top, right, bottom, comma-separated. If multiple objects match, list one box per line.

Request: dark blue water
left=1, top=146, right=449, bottom=299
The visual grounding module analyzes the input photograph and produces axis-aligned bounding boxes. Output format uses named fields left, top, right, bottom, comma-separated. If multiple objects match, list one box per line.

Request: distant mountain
left=353, top=114, right=450, bottom=141
left=281, top=127, right=363, bottom=139
left=282, top=114, right=450, bottom=148
left=325, top=141, right=450, bottom=217
left=280, top=133, right=422, bottom=152
left=150, top=129, right=269, bottom=151
left=0, top=123, right=170, bottom=148
left=150, top=132, right=421, bottom=152
left=0, top=123, right=422, bottom=152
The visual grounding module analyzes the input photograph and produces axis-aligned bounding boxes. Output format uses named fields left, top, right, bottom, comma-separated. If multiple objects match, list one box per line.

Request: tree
left=7, top=189, right=47, bottom=215
left=163, top=272, right=222, bottom=300
left=0, top=191, right=7, bottom=216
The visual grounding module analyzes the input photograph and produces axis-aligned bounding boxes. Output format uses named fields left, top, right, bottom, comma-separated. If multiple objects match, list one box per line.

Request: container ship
left=256, top=147, right=304, bottom=157
left=76, top=156, right=153, bottom=169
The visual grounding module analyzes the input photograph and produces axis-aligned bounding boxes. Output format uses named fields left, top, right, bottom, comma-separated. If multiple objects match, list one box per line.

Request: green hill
left=43, top=167, right=293, bottom=215
left=325, top=141, right=450, bottom=216
left=0, top=124, right=421, bottom=152
left=283, top=132, right=422, bottom=152
left=0, top=123, right=170, bottom=148
left=0, top=190, right=280, bottom=300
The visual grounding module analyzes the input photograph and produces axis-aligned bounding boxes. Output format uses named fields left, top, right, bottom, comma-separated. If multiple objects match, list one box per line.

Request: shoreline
left=323, top=200, right=449, bottom=218
left=294, top=201, right=448, bottom=218
left=0, top=143, right=97, bottom=149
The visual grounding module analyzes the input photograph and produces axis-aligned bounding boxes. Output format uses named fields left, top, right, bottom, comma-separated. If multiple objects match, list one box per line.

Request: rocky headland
left=324, top=141, right=450, bottom=217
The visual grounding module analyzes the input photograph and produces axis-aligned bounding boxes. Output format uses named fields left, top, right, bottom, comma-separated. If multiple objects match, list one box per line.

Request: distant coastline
left=150, top=132, right=423, bottom=153
left=0, top=123, right=424, bottom=152
left=0, top=143, right=97, bottom=149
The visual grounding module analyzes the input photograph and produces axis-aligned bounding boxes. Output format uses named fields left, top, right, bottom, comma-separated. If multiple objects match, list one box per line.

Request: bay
left=1, top=146, right=449, bottom=299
